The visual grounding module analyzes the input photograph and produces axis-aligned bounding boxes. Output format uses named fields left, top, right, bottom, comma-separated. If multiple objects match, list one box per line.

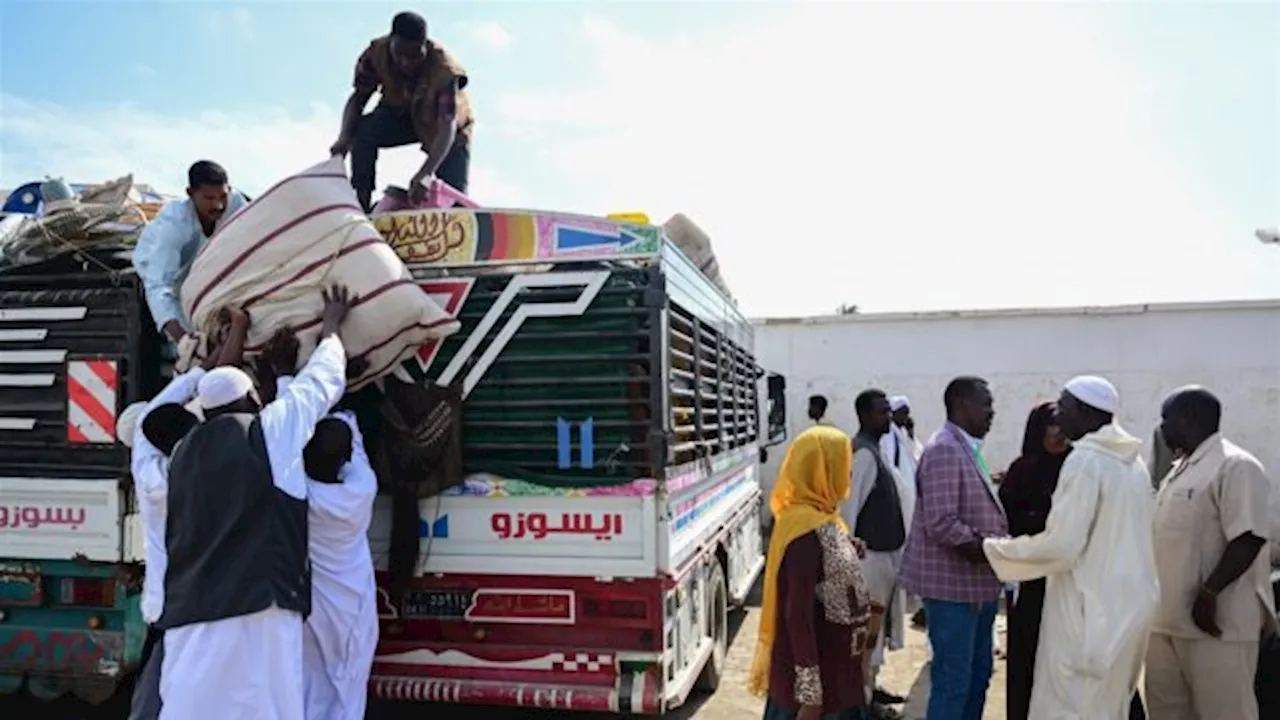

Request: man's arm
left=331, top=47, right=378, bottom=156
left=846, top=447, right=878, bottom=522
left=1203, top=458, right=1271, bottom=595
left=258, top=286, right=355, bottom=498
left=132, top=204, right=189, bottom=340
left=410, top=78, right=461, bottom=188
left=982, top=456, right=1099, bottom=581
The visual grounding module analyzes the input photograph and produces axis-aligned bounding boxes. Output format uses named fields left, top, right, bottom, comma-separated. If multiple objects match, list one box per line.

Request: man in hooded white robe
left=982, top=376, right=1159, bottom=720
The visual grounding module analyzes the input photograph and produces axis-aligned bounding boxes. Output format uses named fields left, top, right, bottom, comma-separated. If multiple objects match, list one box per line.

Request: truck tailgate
left=368, top=493, right=659, bottom=578
left=0, top=477, right=122, bottom=562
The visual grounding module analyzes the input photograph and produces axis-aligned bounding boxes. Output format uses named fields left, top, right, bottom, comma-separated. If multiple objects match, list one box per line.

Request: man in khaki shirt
left=1146, top=386, right=1276, bottom=720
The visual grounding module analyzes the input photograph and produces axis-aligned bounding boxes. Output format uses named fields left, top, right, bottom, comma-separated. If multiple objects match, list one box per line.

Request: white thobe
left=879, top=423, right=920, bottom=651
left=160, top=336, right=347, bottom=720
left=983, top=424, right=1159, bottom=720
left=132, top=368, right=207, bottom=625
left=277, top=378, right=380, bottom=720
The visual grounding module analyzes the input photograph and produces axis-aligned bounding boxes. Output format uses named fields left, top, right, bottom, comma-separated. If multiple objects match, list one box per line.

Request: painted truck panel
left=0, top=477, right=121, bottom=562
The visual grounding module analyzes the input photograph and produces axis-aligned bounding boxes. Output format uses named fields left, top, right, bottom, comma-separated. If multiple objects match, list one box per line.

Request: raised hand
left=320, top=285, right=356, bottom=337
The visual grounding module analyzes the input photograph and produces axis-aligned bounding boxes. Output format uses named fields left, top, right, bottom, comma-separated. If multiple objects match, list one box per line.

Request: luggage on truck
left=176, top=157, right=459, bottom=388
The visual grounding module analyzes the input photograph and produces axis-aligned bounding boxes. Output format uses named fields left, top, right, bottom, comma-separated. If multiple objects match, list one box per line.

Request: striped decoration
left=66, top=359, right=118, bottom=443
left=474, top=212, right=537, bottom=262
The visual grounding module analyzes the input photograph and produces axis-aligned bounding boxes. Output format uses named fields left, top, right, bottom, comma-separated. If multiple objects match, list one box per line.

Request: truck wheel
left=695, top=560, right=728, bottom=692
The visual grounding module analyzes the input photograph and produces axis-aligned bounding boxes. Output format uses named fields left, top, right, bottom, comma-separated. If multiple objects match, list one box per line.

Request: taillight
left=54, top=578, right=116, bottom=608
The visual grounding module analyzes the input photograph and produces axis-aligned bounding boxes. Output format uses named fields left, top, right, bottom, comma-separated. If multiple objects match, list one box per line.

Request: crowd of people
left=119, top=287, right=380, bottom=720
left=753, top=376, right=1278, bottom=720
left=114, top=11, right=472, bottom=720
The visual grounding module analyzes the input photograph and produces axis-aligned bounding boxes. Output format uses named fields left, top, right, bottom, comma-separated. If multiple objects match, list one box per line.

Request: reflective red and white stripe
left=66, top=359, right=118, bottom=443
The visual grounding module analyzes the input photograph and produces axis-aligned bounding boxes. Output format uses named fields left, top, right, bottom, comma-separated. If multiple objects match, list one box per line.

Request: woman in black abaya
left=997, top=401, right=1070, bottom=720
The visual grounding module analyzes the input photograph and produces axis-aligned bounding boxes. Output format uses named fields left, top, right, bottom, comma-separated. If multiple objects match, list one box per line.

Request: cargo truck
left=0, top=205, right=786, bottom=714
left=364, top=207, right=786, bottom=714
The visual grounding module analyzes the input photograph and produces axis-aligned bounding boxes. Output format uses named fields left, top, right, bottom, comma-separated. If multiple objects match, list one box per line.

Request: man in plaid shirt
left=897, top=376, right=1008, bottom=720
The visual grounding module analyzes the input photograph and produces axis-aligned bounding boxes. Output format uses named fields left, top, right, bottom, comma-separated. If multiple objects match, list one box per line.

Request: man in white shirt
left=123, top=309, right=249, bottom=720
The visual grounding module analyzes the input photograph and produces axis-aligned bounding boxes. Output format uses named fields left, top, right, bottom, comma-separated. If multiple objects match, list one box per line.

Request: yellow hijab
left=748, top=425, right=853, bottom=697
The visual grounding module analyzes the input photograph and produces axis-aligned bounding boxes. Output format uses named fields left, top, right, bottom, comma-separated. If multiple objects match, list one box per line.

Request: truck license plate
left=403, top=589, right=474, bottom=619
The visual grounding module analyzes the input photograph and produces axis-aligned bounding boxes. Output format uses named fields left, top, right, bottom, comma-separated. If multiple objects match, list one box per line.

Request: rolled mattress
left=177, top=157, right=459, bottom=389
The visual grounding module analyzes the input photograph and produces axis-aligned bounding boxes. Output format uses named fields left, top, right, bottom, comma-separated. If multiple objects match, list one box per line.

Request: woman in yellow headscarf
left=750, top=425, right=873, bottom=720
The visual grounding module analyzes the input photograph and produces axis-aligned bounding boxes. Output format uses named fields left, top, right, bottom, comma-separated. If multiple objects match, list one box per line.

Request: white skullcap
left=889, top=395, right=910, bottom=412
left=116, top=402, right=147, bottom=448
left=1064, top=375, right=1119, bottom=414
left=196, top=366, right=256, bottom=410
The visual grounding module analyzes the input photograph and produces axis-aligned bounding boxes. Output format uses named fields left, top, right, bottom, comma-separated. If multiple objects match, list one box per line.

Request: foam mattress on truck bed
left=177, top=158, right=459, bottom=388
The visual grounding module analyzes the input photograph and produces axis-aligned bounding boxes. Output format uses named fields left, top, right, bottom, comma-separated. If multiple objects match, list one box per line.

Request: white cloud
left=0, top=93, right=524, bottom=205
left=201, top=7, right=255, bottom=42
left=495, top=4, right=1275, bottom=316
left=471, top=21, right=512, bottom=51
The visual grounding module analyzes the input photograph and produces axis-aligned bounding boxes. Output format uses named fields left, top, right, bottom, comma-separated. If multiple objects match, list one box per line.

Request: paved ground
left=2, top=591, right=1011, bottom=720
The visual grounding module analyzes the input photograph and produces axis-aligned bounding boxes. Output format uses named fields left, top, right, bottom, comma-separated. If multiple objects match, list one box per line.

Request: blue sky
left=2, top=0, right=1277, bottom=317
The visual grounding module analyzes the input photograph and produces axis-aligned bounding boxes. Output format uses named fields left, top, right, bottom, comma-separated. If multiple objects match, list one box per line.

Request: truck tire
left=695, top=559, right=728, bottom=692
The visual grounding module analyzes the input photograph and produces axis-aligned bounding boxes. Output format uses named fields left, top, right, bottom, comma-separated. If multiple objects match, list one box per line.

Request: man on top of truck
left=329, top=10, right=473, bottom=212
left=132, top=160, right=248, bottom=342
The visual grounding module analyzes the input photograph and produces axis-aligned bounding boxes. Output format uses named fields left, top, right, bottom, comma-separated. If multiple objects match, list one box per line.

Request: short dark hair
left=808, top=394, right=828, bottom=414
left=944, top=376, right=989, bottom=413
left=187, top=160, right=229, bottom=190
left=1169, top=387, right=1222, bottom=433
left=141, top=403, right=200, bottom=456
left=854, top=389, right=886, bottom=417
left=391, top=11, right=427, bottom=44
left=303, top=418, right=354, bottom=482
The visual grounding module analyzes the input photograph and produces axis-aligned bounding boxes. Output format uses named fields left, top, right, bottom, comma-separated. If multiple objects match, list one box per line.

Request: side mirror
left=759, top=447, right=768, bottom=464
left=765, top=372, right=787, bottom=446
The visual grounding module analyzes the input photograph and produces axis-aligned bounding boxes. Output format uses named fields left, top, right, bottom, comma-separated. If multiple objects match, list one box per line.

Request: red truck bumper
left=370, top=669, right=662, bottom=714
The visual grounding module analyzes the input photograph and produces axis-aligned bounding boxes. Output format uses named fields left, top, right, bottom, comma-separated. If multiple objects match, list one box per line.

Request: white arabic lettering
left=0, top=506, right=86, bottom=531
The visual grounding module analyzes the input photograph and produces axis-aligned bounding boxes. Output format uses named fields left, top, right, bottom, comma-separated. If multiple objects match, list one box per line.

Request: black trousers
left=128, top=626, right=164, bottom=720
left=350, top=104, right=470, bottom=210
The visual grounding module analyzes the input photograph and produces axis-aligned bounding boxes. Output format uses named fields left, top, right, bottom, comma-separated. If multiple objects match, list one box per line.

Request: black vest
left=156, top=413, right=310, bottom=630
left=853, top=431, right=906, bottom=552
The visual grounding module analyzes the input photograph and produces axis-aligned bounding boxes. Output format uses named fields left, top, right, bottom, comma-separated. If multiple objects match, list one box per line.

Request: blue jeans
left=763, top=697, right=867, bottom=720
left=924, top=598, right=998, bottom=720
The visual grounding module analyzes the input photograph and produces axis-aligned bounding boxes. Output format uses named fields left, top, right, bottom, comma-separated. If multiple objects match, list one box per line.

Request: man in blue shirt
left=132, top=160, right=248, bottom=343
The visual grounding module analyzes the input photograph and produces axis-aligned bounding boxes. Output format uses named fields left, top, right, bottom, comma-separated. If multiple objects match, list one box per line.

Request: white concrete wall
left=753, top=300, right=1280, bottom=493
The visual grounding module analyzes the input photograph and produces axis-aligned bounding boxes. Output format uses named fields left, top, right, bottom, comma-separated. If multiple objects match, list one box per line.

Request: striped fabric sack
left=177, top=157, right=460, bottom=389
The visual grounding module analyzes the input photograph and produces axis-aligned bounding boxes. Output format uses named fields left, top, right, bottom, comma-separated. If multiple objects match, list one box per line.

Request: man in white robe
left=158, top=288, right=352, bottom=720
left=880, top=395, right=920, bottom=656
left=124, top=313, right=248, bottom=720
left=982, top=375, right=1159, bottom=720
left=276, top=376, right=380, bottom=720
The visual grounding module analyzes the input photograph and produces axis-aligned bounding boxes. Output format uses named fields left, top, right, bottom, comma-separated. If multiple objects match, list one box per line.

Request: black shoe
left=868, top=703, right=904, bottom=720
left=873, top=687, right=905, bottom=705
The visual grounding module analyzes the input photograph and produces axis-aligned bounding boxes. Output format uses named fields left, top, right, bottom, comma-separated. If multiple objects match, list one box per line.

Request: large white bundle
left=662, top=213, right=733, bottom=301
left=177, top=157, right=459, bottom=389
